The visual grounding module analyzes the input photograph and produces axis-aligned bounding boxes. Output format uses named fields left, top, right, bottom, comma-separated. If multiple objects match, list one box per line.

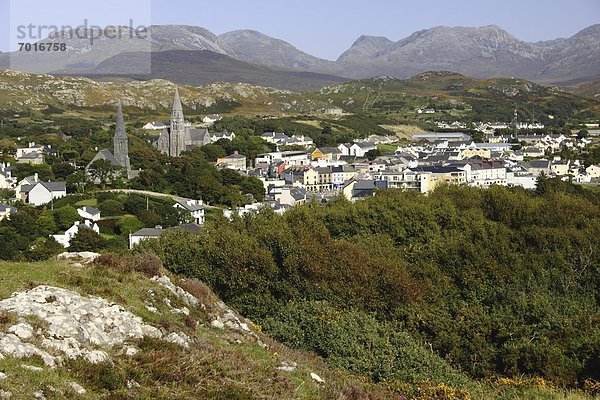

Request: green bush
left=98, top=199, right=125, bottom=217
left=263, top=301, right=470, bottom=386
left=140, top=184, right=600, bottom=388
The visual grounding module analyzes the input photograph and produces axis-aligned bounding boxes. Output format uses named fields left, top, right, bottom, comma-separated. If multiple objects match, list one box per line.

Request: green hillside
left=0, top=70, right=598, bottom=126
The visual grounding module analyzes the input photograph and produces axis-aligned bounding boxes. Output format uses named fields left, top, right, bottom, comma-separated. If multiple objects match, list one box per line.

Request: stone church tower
left=113, top=101, right=131, bottom=174
left=169, top=88, right=187, bottom=157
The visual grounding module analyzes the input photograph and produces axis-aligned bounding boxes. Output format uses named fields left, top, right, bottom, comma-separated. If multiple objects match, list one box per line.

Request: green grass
left=377, top=143, right=399, bottom=155
left=74, top=199, right=98, bottom=207
left=0, top=260, right=398, bottom=399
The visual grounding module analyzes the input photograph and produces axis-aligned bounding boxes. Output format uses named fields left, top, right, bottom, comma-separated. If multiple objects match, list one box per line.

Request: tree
left=365, top=149, right=382, bottom=161
left=68, top=228, right=106, bottom=252
left=54, top=206, right=79, bottom=231
left=89, top=159, right=119, bottom=188
left=577, top=129, right=589, bottom=139
left=98, top=199, right=125, bottom=217
left=27, top=237, right=63, bottom=261
left=37, top=211, right=58, bottom=234
left=117, top=215, right=144, bottom=236
left=51, top=163, right=76, bottom=180
left=0, top=138, right=17, bottom=155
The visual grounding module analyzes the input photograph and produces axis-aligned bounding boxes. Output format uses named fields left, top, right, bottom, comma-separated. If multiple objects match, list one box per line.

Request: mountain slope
left=536, top=24, right=600, bottom=83
left=218, top=30, right=339, bottom=73
left=0, top=69, right=598, bottom=121
left=88, top=50, right=348, bottom=91
left=1, top=24, right=598, bottom=86
left=337, top=35, right=396, bottom=65
left=337, top=25, right=600, bottom=82
left=338, top=25, right=547, bottom=79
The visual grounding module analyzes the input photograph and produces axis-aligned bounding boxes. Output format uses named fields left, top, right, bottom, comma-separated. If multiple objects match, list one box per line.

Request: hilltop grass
left=74, top=199, right=98, bottom=207
left=0, top=259, right=400, bottom=399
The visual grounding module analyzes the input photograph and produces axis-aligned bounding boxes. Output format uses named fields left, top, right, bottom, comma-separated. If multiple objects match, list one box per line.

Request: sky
left=1, top=0, right=599, bottom=59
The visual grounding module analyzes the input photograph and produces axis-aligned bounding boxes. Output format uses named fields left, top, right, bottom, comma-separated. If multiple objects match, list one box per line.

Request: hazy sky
left=1, top=0, right=599, bottom=59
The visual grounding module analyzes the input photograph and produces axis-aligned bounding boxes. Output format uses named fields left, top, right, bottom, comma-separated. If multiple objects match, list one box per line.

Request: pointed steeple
left=169, top=88, right=186, bottom=157
left=115, top=100, right=127, bottom=138
left=172, top=88, right=183, bottom=115
left=113, top=100, right=131, bottom=174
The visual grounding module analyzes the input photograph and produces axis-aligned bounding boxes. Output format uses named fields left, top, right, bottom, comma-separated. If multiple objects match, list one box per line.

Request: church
left=86, top=101, right=133, bottom=179
left=155, top=89, right=235, bottom=157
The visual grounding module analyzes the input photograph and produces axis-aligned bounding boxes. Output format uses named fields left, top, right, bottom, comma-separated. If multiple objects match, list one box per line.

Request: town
left=0, top=86, right=599, bottom=255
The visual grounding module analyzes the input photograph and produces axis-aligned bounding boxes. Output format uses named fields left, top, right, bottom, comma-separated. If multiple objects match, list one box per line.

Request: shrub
left=94, top=252, right=161, bottom=277
left=98, top=199, right=125, bottom=217
left=54, top=205, right=79, bottom=230
left=132, top=253, right=162, bottom=277
left=69, top=228, right=107, bottom=252
left=117, top=215, right=144, bottom=235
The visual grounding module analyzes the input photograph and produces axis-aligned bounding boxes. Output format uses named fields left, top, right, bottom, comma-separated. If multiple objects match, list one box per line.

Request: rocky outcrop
left=0, top=286, right=167, bottom=366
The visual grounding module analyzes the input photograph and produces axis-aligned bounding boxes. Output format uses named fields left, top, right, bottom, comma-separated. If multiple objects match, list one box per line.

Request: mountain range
left=0, top=24, right=598, bottom=90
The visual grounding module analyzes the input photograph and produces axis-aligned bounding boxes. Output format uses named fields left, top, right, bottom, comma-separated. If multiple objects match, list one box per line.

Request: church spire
left=115, top=100, right=127, bottom=138
left=169, top=88, right=186, bottom=157
left=113, top=100, right=131, bottom=174
left=172, top=88, right=183, bottom=115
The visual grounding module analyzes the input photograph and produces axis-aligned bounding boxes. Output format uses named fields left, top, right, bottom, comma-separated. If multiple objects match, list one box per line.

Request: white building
left=173, top=199, right=205, bottom=225
left=19, top=181, right=66, bottom=206
left=129, top=227, right=164, bottom=249
left=143, top=122, right=168, bottom=130
left=77, top=206, right=101, bottom=222
left=202, top=114, right=222, bottom=124
left=466, top=161, right=508, bottom=187
left=53, top=220, right=100, bottom=248
left=586, top=164, right=600, bottom=179
left=255, top=151, right=310, bottom=167
left=0, top=163, right=16, bottom=189
left=350, top=142, right=377, bottom=157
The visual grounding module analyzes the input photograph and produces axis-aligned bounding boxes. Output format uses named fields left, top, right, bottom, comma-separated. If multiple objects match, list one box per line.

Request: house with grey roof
left=129, top=223, right=203, bottom=249
left=216, top=151, right=247, bottom=171
left=173, top=199, right=205, bottom=225
left=524, top=160, right=551, bottom=177
left=77, top=206, right=101, bottom=222
left=276, top=187, right=307, bottom=207
left=350, top=142, right=377, bottom=158
left=19, top=181, right=66, bottom=206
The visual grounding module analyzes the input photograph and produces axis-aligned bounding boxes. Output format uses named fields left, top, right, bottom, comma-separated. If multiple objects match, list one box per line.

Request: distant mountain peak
left=218, top=29, right=338, bottom=72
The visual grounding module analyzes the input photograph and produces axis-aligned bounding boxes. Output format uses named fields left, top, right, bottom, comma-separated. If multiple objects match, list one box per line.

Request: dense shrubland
left=138, top=179, right=600, bottom=394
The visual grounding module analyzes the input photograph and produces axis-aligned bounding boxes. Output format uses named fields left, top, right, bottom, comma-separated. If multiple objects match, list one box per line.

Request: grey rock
left=21, top=365, right=43, bottom=372
left=33, top=390, right=45, bottom=399
left=56, top=252, right=100, bottom=263
left=8, top=322, right=34, bottom=341
left=310, top=372, right=325, bottom=384
left=276, top=361, right=297, bottom=372
left=151, top=276, right=199, bottom=307
left=165, top=332, right=192, bottom=348
left=210, top=320, right=224, bottom=329
left=67, top=382, right=86, bottom=395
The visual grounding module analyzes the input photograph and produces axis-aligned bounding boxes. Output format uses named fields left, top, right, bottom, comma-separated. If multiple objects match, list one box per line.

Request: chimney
left=34, top=173, right=38, bottom=182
